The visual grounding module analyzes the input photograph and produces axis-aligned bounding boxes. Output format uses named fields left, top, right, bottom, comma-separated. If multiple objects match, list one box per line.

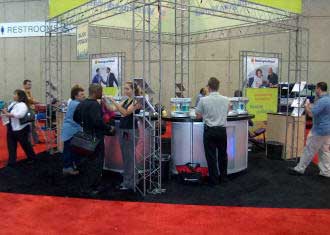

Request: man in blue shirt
left=289, top=82, right=330, bottom=178
left=92, top=68, right=103, bottom=84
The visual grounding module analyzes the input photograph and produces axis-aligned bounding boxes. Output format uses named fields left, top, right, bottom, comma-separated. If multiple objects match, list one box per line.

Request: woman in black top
left=109, top=82, right=141, bottom=190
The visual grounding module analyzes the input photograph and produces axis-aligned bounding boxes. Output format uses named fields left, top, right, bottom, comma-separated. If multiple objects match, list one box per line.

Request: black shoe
left=204, top=179, right=219, bottom=187
left=219, top=175, right=229, bottom=184
left=205, top=183, right=217, bottom=188
left=26, top=159, right=35, bottom=164
left=318, top=174, right=330, bottom=179
left=6, top=163, right=16, bottom=168
left=80, top=187, right=101, bottom=197
left=288, top=167, right=304, bottom=176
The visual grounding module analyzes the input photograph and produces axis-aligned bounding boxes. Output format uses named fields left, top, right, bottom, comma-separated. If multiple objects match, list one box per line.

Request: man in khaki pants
left=289, top=82, right=330, bottom=178
left=23, top=79, right=40, bottom=145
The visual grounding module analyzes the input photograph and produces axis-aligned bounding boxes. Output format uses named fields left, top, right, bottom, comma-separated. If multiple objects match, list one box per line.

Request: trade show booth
left=45, top=0, right=308, bottom=196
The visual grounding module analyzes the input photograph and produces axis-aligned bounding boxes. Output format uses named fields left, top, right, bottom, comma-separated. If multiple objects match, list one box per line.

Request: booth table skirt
left=164, top=116, right=252, bottom=174
left=103, top=120, right=151, bottom=172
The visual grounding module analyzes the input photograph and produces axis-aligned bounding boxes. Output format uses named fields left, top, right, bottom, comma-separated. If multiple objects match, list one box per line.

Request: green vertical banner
left=246, top=88, right=278, bottom=122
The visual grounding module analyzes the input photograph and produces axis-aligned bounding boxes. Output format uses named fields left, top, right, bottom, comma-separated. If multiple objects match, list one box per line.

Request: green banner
left=49, top=0, right=90, bottom=18
left=246, top=88, right=278, bottom=122
left=49, top=0, right=301, bottom=19
left=248, top=0, right=302, bottom=14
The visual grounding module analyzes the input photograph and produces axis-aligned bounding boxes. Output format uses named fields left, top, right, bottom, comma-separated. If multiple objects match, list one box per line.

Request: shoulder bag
left=70, top=104, right=100, bottom=157
left=19, top=107, right=35, bottom=125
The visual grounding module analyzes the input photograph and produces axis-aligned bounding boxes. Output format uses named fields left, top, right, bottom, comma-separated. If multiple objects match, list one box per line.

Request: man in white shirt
left=196, top=77, right=230, bottom=185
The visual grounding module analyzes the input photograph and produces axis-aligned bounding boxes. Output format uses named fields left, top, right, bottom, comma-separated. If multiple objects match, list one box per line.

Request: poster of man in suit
left=91, top=57, right=121, bottom=89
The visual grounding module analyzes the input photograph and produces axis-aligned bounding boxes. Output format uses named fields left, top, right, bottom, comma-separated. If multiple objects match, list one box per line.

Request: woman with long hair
left=1, top=89, right=36, bottom=167
left=108, top=81, right=142, bottom=190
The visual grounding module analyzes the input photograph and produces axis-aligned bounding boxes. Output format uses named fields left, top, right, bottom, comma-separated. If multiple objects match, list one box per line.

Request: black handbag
left=70, top=106, right=100, bottom=157
left=70, top=131, right=100, bottom=157
left=19, top=108, right=35, bottom=125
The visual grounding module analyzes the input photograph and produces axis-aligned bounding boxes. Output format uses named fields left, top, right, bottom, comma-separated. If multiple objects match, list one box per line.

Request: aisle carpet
left=0, top=151, right=329, bottom=209
left=1, top=192, right=330, bottom=235
left=1, top=126, right=330, bottom=234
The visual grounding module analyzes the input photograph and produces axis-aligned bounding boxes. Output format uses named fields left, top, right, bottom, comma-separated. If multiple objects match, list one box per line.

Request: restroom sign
left=0, top=21, right=75, bottom=38
left=0, top=21, right=60, bottom=38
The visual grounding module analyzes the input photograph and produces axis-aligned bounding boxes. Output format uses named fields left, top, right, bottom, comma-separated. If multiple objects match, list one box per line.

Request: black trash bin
left=161, top=154, right=171, bottom=182
left=266, top=141, right=283, bottom=160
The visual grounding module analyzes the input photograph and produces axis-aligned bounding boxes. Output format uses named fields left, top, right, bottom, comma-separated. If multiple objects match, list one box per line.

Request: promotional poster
left=91, top=57, right=122, bottom=96
left=245, top=56, right=279, bottom=88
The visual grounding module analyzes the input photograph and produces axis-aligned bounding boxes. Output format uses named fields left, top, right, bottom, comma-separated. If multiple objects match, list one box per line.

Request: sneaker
left=72, top=162, right=79, bottom=171
left=63, top=167, right=79, bottom=176
left=288, top=167, right=304, bottom=176
left=119, top=185, right=129, bottom=190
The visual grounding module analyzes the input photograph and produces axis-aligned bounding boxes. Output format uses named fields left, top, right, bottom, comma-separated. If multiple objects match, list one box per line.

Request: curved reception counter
left=163, top=115, right=254, bottom=174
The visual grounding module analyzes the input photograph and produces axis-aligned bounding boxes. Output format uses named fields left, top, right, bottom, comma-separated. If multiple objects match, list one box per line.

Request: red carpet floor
left=0, top=124, right=48, bottom=168
left=0, top=192, right=330, bottom=235
left=1, top=121, right=327, bottom=234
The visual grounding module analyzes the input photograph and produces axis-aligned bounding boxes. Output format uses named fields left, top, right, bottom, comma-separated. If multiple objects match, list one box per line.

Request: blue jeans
left=63, top=139, right=79, bottom=168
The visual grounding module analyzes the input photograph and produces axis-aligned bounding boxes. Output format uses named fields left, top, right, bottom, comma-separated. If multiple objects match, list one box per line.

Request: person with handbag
left=108, top=81, right=142, bottom=190
left=73, top=84, right=113, bottom=195
left=61, top=85, right=85, bottom=176
left=1, top=90, right=37, bottom=167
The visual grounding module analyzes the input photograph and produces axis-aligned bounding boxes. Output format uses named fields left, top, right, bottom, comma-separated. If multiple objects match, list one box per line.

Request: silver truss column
left=174, top=0, right=190, bottom=97
left=45, top=20, right=59, bottom=154
left=45, top=19, right=66, bottom=154
left=285, top=16, right=309, bottom=161
left=133, top=0, right=164, bottom=196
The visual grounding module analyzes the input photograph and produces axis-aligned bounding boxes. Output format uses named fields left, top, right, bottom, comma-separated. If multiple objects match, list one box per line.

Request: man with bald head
left=267, top=67, right=279, bottom=88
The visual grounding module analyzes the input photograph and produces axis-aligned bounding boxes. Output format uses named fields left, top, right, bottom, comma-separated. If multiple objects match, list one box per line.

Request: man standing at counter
left=289, top=82, right=330, bottom=178
left=196, top=77, right=230, bottom=185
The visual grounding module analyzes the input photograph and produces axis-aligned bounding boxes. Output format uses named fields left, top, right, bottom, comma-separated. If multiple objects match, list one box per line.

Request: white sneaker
left=63, top=167, right=79, bottom=176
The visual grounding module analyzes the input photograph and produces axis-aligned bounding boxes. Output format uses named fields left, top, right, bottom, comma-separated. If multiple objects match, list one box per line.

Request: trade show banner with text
left=245, top=56, right=279, bottom=88
left=246, top=88, right=278, bottom=122
left=91, top=57, right=122, bottom=96
left=76, top=23, right=88, bottom=59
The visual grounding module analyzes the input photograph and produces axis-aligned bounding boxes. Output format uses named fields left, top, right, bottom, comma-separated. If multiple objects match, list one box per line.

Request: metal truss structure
left=44, top=20, right=64, bottom=154
left=131, top=0, right=164, bottom=196
left=45, top=0, right=309, bottom=195
left=174, top=0, right=190, bottom=98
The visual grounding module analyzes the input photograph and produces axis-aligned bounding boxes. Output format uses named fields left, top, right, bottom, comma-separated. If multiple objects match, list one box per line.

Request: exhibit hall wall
left=0, top=0, right=330, bottom=105
left=0, top=0, right=48, bottom=102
